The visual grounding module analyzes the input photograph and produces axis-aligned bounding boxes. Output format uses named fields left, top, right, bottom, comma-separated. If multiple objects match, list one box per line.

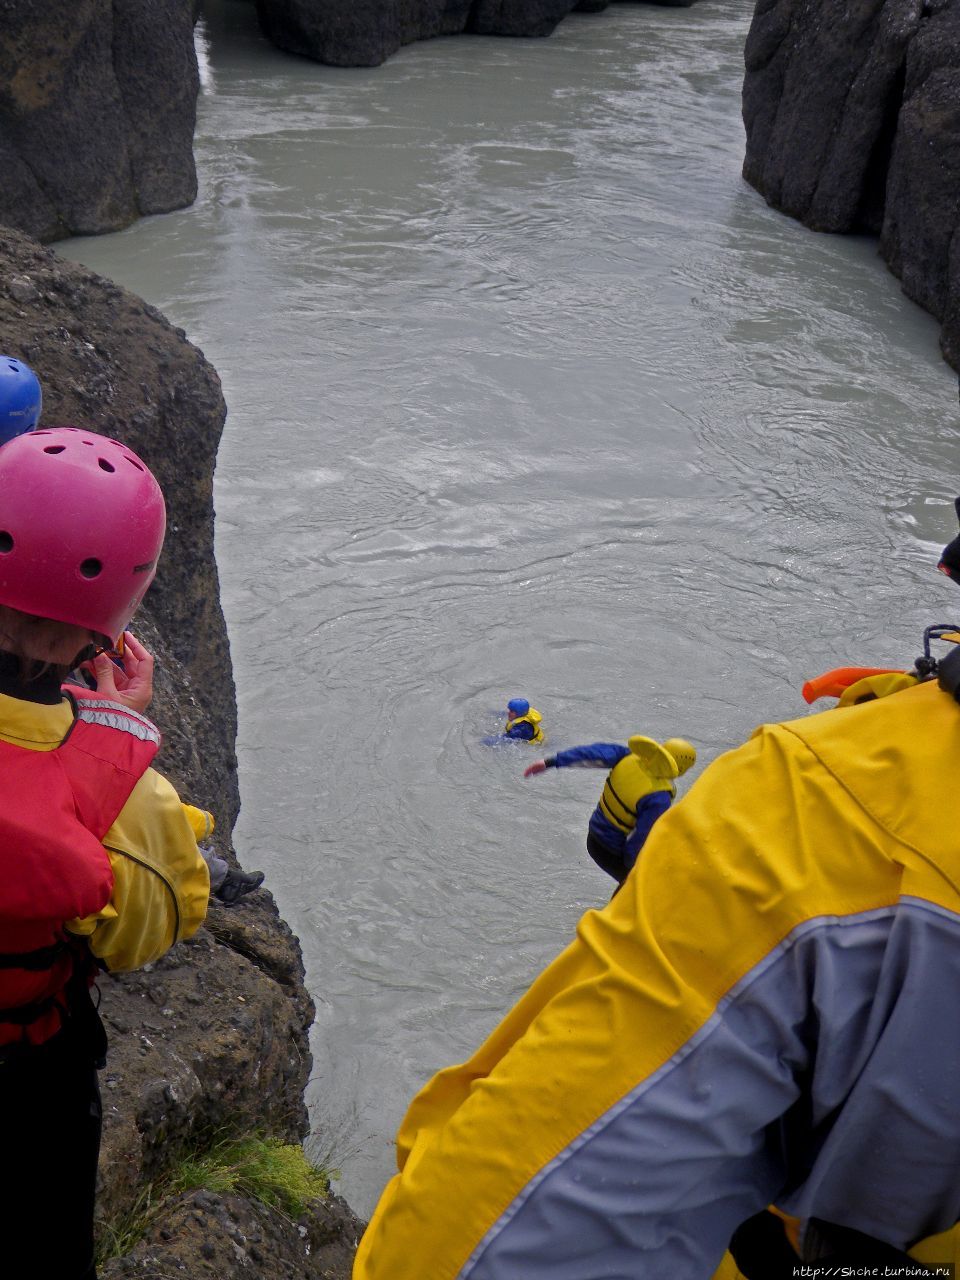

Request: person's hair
left=0, top=603, right=96, bottom=683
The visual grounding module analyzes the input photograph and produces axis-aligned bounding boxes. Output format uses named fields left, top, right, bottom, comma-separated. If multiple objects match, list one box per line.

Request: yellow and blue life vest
left=507, top=708, right=544, bottom=744
left=599, top=736, right=677, bottom=834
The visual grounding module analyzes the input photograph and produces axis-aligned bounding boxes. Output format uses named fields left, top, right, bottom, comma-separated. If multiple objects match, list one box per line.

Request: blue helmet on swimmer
left=0, top=356, right=42, bottom=445
left=507, top=697, right=530, bottom=716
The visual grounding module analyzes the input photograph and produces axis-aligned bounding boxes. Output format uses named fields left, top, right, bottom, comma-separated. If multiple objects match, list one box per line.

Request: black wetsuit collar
left=0, top=650, right=67, bottom=705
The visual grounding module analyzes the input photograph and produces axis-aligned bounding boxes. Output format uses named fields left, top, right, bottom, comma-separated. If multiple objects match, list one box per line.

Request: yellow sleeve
left=67, top=767, right=210, bottom=972
left=711, top=1254, right=749, bottom=1280
left=182, top=802, right=215, bottom=843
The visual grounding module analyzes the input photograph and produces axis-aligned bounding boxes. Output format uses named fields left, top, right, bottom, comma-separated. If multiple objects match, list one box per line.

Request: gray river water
left=63, top=0, right=959, bottom=1217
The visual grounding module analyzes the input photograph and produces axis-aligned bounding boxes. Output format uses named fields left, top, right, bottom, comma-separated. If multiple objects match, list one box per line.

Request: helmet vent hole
left=98, top=458, right=115, bottom=473
left=125, top=457, right=144, bottom=472
left=80, top=558, right=102, bottom=579
left=0, top=532, right=13, bottom=553
left=43, top=445, right=65, bottom=455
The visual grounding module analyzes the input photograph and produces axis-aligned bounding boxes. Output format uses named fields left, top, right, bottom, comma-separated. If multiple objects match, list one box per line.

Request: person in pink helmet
left=0, top=426, right=211, bottom=1280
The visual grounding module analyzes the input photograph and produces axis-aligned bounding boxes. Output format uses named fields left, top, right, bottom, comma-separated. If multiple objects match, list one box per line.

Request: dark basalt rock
left=253, top=0, right=474, bottom=67
left=253, top=0, right=701, bottom=69
left=100, top=1187, right=362, bottom=1279
left=742, top=0, right=960, bottom=372
left=0, top=1, right=199, bottom=241
left=879, top=0, right=960, bottom=369
left=95, top=928, right=313, bottom=1215
left=112, top=0, right=201, bottom=216
left=574, top=1, right=698, bottom=11
left=0, top=225, right=362, bottom=1277
left=467, top=0, right=583, bottom=38
left=742, top=0, right=921, bottom=233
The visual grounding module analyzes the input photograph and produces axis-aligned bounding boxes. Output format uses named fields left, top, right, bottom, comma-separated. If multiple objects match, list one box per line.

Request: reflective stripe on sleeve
left=76, top=705, right=160, bottom=746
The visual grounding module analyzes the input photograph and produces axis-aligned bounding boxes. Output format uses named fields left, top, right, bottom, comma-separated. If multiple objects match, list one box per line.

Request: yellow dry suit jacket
left=0, top=691, right=210, bottom=972
left=354, top=679, right=960, bottom=1279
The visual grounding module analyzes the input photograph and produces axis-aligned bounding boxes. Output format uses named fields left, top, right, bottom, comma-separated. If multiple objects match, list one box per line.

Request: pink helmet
left=0, top=427, right=166, bottom=641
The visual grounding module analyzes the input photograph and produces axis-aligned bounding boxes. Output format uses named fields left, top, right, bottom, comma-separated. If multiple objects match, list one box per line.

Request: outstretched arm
left=525, top=742, right=629, bottom=778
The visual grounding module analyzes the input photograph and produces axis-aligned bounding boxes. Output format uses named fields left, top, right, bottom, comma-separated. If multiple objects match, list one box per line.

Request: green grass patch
left=170, top=1134, right=330, bottom=1216
left=96, top=1134, right=330, bottom=1266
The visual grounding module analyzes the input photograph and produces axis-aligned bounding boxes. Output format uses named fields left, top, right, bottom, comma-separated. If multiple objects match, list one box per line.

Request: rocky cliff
left=742, top=0, right=960, bottom=372
left=0, top=225, right=362, bottom=1278
left=252, top=0, right=699, bottom=69
left=0, top=1, right=705, bottom=240
left=0, top=0, right=200, bottom=240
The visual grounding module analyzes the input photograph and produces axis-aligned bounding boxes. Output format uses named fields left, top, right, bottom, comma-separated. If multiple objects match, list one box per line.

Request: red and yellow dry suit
left=0, top=685, right=209, bottom=1049
left=354, top=679, right=960, bottom=1278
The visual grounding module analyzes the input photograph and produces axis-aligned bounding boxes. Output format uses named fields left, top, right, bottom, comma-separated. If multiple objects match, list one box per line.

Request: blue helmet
left=0, top=357, right=41, bottom=444
left=507, top=697, right=530, bottom=716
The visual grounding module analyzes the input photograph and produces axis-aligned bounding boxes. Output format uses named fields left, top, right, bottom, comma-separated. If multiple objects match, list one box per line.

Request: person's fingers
left=93, top=653, right=119, bottom=697
left=123, top=631, right=151, bottom=662
left=524, top=761, right=547, bottom=778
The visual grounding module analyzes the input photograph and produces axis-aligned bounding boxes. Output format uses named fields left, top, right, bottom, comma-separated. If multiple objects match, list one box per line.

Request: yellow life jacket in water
left=508, top=708, right=544, bottom=744
left=598, top=735, right=677, bottom=834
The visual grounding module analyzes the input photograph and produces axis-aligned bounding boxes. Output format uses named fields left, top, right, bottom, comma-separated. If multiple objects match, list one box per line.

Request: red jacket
left=0, top=687, right=159, bottom=1048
